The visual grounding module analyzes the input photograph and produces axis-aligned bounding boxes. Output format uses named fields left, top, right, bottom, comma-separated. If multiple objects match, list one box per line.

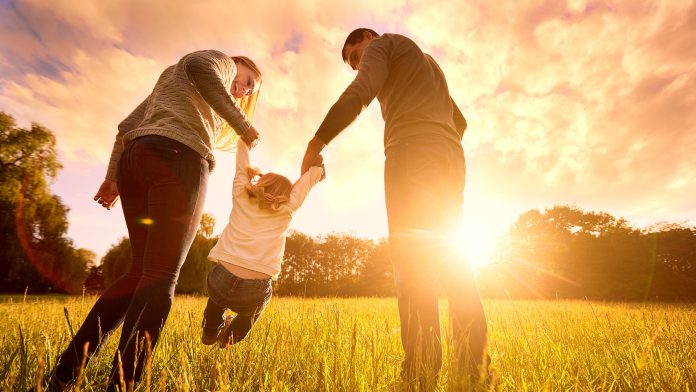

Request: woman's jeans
left=202, top=264, right=272, bottom=343
left=54, top=135, right=209, bottom=390
left=384, top=135, right=488, bottom=379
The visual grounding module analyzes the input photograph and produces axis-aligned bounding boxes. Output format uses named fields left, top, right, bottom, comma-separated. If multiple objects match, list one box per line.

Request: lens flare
left=14, top=180, right=73, bottom=292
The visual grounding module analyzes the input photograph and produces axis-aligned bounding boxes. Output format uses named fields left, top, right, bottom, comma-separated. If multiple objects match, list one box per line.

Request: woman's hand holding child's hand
left=243, top=125, right=260, bottom=149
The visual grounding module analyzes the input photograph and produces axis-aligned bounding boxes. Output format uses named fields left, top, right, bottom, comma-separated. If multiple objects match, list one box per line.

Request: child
left=202, top=138, right=324, bottom=347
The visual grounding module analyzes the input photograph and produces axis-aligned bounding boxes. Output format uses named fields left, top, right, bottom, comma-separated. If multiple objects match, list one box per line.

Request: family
left=43, top=28, right=489, bottom=391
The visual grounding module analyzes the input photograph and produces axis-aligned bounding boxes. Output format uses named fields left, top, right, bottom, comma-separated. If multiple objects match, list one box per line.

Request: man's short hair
left=342, top=28, right=380, bottom=61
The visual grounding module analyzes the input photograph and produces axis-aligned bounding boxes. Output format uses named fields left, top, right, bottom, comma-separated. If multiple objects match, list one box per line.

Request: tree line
left=96, top=219, right=395, bottom=297
left=2, top=111, right=695, bottom=300
left=1, top=112, right=94, bottom=293
left=478, top=206, right=696, bottom=301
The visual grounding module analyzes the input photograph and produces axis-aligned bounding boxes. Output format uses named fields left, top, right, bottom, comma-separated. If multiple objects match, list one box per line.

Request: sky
left=1, top=0, right=694, bottom=267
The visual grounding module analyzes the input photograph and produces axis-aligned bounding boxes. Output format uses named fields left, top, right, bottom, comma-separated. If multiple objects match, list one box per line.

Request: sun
left=448, top=224, right=501, bottom=272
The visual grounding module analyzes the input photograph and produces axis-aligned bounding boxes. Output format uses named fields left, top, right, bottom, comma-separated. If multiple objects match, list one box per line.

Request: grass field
left=1, top=296, right=695, bottom=391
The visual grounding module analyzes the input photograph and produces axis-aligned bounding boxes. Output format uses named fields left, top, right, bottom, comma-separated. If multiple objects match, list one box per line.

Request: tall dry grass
left=1, top=296, right=695, bottom=391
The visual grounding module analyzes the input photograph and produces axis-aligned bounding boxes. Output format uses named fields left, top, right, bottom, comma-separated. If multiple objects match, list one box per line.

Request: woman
left=46, top=50, right=263, bottom=391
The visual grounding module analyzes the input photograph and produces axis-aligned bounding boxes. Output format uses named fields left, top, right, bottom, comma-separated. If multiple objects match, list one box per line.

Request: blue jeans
left=202, top=264, right=272, bottom=343
left=54, top=135, right=209, bottom=390
left=384, top=135, right=488, bottom=378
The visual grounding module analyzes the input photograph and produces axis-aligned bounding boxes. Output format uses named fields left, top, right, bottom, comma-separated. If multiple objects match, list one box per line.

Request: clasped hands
left=95, top=131, right=326, bottom=210
left=301, top=136, right=327, bottom=181
left=247, top=128, right=326, bottom=180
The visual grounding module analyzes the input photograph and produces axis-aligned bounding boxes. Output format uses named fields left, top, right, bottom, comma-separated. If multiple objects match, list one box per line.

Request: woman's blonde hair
left=216, top=56, right=263, bottom=152
left=245, top=167, right=293, bottom=211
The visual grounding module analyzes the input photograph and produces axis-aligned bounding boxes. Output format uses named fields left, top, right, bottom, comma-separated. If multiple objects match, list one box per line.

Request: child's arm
left=287, top=165, right=324, bottom=212
left=232, top=138, right=251, bottom=196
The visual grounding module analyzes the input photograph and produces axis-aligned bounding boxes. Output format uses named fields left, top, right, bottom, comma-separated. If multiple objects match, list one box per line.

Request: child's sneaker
left=217, top=315, right=234, bottom=348
left=201, top=329, right=218, bottom=346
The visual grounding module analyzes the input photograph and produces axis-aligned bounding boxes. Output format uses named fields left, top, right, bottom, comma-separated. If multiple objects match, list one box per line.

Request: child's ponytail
left=245, top=170, right=293, bottom=211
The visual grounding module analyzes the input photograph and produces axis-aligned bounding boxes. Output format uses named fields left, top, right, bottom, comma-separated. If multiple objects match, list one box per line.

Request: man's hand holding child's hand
left=310, top=154, right=326, bottom=181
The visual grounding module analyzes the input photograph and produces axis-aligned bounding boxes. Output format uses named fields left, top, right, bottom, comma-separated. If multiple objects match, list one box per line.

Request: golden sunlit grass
left=1, top=296, right=695, bottom=391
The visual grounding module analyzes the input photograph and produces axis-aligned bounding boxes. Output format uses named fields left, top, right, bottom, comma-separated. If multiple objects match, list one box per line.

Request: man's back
left=345, top=33, right=461, bottom=149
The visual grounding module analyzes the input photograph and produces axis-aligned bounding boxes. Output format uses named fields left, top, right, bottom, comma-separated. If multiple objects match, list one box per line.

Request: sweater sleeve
left=232, top=139, right=251, bottom=196
left=181, top=51, right=251, bottom=136
left=286, top=166, right=324, bottom=212
left=451, top=97, right=467, bottom=140
left=105, top=95, right=150, bottom=181
left=315, top=40, right=390, bottom=144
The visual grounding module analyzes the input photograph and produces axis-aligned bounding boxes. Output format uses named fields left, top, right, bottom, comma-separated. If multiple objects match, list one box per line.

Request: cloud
left=398, top=0, right=695, bottom=222
left=1, top=0, right=694, bottom=256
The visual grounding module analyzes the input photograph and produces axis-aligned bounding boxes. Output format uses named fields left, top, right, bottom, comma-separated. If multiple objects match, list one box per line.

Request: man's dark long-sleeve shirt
left=316, top=33, right=466, bottom=150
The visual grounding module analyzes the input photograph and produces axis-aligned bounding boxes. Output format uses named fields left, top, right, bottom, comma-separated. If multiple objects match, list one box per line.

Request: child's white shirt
left=208, top=139, right=323, bottom=278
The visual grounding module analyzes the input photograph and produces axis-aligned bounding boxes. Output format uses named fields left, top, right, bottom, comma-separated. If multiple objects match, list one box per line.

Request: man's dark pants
left=384, top=135, right=488, bottom=380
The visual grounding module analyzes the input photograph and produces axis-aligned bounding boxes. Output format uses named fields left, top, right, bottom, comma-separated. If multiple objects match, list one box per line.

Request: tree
left=357, top=239, right=394, bottom=296
left=313, top=233, right=372, bottom=295
left=101, top=237, right=132, bottom=287
left=643, top=223, right=696, bottom=300
left=479, top=205, right=658, bottom=300
left=100, top=214, right=218, bottom=294
left=276, top=232, right=389, bottom=297
left=275, top=231, right=318, bottom=296
left=177, top=213, right=217, bottom=294
left=84, top=264, right=104, bottom=292
left=0, top=111, right=91, bottom=293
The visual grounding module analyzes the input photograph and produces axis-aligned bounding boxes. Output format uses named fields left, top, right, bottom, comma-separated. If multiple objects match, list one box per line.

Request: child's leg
left=218, top=279, right=273, bottom=346
left=202, top=297, right=226, bottom=337
left=230, top=308, right=264, bottom=343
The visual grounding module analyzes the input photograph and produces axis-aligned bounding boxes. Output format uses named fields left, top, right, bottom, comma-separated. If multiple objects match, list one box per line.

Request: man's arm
left=451, top=97, right=467, bottom=140
left=301, top=136, right=327, bottom=176
left=315, top=42, right=390, bottom=144
left=313, top=94, right=363, bottom=145
left=304, top=41, right=391, bottom=174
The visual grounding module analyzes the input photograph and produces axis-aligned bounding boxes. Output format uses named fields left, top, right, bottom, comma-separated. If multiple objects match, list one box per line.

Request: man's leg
left=385, top=139, right=450, bottom=381
left=390, top=236, right=443, bottom=381
left=437, top=141, right=489, bottom=374
left=441, top=260, right=489, bottom=373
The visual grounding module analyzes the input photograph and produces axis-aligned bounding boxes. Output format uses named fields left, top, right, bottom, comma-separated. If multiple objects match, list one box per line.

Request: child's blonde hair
left=245, top=167, right=293, bottom=211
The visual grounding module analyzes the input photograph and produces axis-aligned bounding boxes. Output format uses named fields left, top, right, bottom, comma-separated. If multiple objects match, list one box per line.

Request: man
left=301, top=28, right=488, bottom=383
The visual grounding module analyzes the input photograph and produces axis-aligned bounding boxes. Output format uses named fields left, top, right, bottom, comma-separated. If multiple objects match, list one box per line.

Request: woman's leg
left=52, top=142, right=149, bottom=387
left=105, top=136, right=209, bottom=390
